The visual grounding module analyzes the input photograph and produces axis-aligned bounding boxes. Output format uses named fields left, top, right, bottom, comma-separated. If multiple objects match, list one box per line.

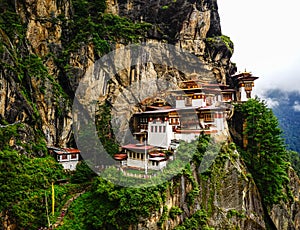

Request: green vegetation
left=1, top=0, right=298, bottom=229
left=174, top=209, right=213, bottom=230
left=71, top=161, right=97, bottom=184
left=157, top=205, right=168, bottom=227
left=226, top=209, right=246, bottom=219
left=95, top=101, right=119, bottom=156
left=58, top=177, right=167, bottom=229
left=0, top=150, right=66, bottom=229
left=0, top=122, right=48, bottom=156
left=57, top=134, right=222, bottom=229
left=60, top=0, right=151, bottom=60
left=236, top=98, right=290, bottom=206
left=206, top=35, right=234, bottom=54
left=169, top=206, right=183, bottom=219
left=219, top=35, right=234, bottom=53
left=287, top=150, right=300, bottom=177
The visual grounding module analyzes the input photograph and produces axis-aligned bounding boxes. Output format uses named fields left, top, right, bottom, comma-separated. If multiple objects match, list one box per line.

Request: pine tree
left=238, top=98, right=290, bottom=205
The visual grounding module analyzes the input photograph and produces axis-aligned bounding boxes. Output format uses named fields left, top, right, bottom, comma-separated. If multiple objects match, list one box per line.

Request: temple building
left=114, top=143, right=168, bottom=171
left=231, top=71, right=259, bottom=101
left=114, top=71, right=259, bottom=171
left=48, top=147, right=81, bottom=171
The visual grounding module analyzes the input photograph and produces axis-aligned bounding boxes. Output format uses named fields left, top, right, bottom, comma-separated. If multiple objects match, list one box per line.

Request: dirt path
left=52, top=189, right=87, bottom=229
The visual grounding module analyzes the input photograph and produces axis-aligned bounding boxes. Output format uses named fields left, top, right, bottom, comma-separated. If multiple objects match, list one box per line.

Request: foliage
left=174, top=209, right=213, bottom=230
left=169, top=206, right=183, bottom=219
left=95, top=101, right=119, bottom=156
left=0, top=122, right=48, bottom=156
left=0, top=122, right=20, bottom=149
left=236, top=98, right=290, bottom=206
left=206, top=35, right=234, bottom=54
left=57, top=177, right=167, bottom=229
left=287, top=150, right=300, bottom=177
left=61, top=0, right=151, bottom=58
left=157, top=205, right=168, bottom=227
left=71, top=160, right=97, bottom=183
left=226, top=209, right=246, bottom=219
left=0, top=150, right=67, bottom=229
left=0, top=0, right=70, bottom=125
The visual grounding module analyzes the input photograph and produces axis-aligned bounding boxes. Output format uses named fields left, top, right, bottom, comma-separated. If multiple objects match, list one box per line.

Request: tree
left=71, top=160, right=97, bottom=183
left=287, top=150, right=300, bottom=177
left=238, top=98, right=290, bottom=205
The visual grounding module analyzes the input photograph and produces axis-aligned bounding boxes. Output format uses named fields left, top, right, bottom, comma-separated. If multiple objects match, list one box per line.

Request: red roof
left=122, top=144, right=156, bottom=153
left=49, top=147, right=80, bottom=155
left=113, top=153, right=128, bottom=161
left=62, top=148, right=80, bottom=154
left=122, top=143, right=154, bottom=150
left=149, top=152, right=166, bottom=157
left=231, top=72, right=259, bottom=81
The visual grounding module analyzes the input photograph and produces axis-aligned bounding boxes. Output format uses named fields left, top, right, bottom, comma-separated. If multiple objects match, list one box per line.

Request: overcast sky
left=217, top=0, right=300, bottom=96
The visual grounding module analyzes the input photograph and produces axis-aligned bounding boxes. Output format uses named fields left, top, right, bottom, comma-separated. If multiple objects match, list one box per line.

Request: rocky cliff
left=0, top=0, right=236, bottom=147
left=134, top=147, right=267, bottom=230
left=1, top=0, right=299, bottom=229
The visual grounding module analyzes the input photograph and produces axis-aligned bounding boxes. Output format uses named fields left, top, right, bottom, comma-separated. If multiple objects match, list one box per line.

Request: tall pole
left=45, top=191, right=50, bottom=228
left=52, top=182, right=55, bottom=216
left=144, top=134, right=148, bottom=175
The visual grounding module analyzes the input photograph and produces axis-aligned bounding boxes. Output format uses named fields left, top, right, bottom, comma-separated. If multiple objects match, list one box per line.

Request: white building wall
left=239, top=87, right=248, bottom=101
left=60, top=160, right=79, bottom=171
left=217, top=94, right=222, bottom=102
left=215, top=112, right=225, bottom=132
left=127, top=158, right=167, bottom=171
left=148, top=121, right=173, bottom=149
left=127, top=158, right=146, bottom=168
left=192, top=99, right=205, bottom=107
left=176, top=99, right=185, bottom=108
left=148, top=161, right=167, bottom=170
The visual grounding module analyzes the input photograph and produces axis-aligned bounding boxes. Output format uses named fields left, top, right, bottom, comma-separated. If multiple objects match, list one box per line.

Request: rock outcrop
left=139, top=150, right=267, bottom=230
left=0, top=0, right=235, bottom=146
left=1, top=0, right=300, bottom=229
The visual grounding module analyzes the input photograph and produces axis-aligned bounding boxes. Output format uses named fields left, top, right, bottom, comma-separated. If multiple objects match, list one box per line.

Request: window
left=137, top=153, right=140, bottom=159
left=223, top=94, right=232, bottom=101
left=152, top=161, right=159, bottom=166
left=151, top=126, right=154, bottom=132
left=71, top=154, right=77, bottom=159
left=159, top=126, right=162, bottom=133
left=185, top=97, right=192, bottom=106
left=133, top=152, right=136, bottom=158
left=129, top=152, right=132, bottom=158
left=204, top=113, right=214, bottom=122
left=244, top=82, right=253, bottom=91
left=163, top=126, right=166, bottom=133
left=246, top=91, right=251, bottom=98
left=141, top=154, right=144, bottom=160
left=140, top=117, right=147, bottom=124
left=155, top=126, right=157, bottom=133
left=61, top=155, right=67, bottom=160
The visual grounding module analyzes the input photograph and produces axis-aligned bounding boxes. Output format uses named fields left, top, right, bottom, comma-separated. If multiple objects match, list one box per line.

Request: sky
left=217, top=0, right=300, bottom=96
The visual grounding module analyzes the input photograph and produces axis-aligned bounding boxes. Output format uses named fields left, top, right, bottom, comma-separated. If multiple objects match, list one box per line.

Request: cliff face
left=0, top=0, right=235, bottom=148
left=1, top=0, right=300, bottom=229
left=1, top=0, right=74, bottom=146
left=136, top=149, right=267, bottom=230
